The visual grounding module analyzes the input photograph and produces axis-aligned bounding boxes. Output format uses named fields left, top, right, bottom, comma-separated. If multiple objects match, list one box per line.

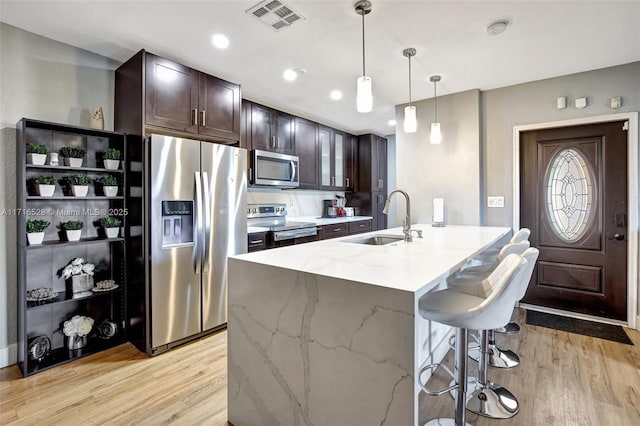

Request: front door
left=520, top=121, right=628, bottom=321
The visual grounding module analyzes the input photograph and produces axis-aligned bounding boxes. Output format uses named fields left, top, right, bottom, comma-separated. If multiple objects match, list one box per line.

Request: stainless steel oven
left=251, top=150, right=299, bottom=188
left=247, top=203, right=317, bottom=248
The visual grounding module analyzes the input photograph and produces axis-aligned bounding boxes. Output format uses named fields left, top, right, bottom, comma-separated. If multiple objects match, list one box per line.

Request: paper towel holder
left=432, top=197, right=445, bottom=227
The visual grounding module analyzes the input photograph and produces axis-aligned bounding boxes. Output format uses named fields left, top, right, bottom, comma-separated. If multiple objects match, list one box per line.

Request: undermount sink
left=344, top=234, right=405, bottom=246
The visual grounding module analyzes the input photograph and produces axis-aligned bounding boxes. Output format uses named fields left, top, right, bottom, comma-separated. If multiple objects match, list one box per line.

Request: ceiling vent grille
left=246, top=0, right=305, bottom=32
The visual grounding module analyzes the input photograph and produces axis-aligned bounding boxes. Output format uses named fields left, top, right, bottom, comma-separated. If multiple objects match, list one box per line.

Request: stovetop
left=247, top=203, right=316, bottom=232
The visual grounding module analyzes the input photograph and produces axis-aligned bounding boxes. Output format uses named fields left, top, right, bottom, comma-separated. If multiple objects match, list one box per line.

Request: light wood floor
left=1, top=310, right=639, bottom=425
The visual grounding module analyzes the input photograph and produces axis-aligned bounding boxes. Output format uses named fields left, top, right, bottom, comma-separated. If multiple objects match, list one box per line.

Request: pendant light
left=402, top=48, right=417, bottom=133
left=355, top=0, right=373, bottom=113
left=430, top=75, right=442, bottom=144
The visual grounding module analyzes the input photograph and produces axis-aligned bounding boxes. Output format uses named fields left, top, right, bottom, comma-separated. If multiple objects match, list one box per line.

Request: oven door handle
left=273, top=227, right=317, bottom=241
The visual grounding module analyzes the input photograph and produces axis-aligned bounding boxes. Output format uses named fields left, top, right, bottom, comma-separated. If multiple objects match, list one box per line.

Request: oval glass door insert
left=546, top=148, right=594, bottom=241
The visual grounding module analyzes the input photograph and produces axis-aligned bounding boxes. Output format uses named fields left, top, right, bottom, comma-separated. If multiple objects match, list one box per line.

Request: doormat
left=526, top=310, right=633, bottom=345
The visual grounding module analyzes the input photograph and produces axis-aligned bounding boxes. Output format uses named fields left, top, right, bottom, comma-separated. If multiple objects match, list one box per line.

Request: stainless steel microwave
left=251, top=149, right=299, bottom=188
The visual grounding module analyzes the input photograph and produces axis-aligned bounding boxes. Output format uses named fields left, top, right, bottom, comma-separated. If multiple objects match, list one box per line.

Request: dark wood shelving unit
left=17, top=118, right=128, bottom=377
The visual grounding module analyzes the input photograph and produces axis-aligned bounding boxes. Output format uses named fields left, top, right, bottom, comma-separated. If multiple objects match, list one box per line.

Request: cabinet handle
left=346, top=177, right=350, bottom=187
left=332, top=176, right=335, bottom=186
left=359, top=224, right=365, bottom=228
left=334, top=228, right=341, bottom=232
left=249, top=168, right=252, bottom=182
left=250, top=239, right=264, bottom=245
left=378, top=179, right=383, bottom=189
left=271, top=136, right=276, bottom=148
left=191, top=109, right=198, bottom=126
left=200, top=110, right=206, bottom=127
left=275, top=136, right=280, bottom=148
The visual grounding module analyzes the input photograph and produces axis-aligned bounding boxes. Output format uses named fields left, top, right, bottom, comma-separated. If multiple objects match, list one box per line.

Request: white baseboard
left=0, top=343, right=17, bottom=369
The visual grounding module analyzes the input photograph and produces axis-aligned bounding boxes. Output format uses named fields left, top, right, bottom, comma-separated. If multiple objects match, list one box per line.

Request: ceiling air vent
left=246, top=0, right=306, bottom=32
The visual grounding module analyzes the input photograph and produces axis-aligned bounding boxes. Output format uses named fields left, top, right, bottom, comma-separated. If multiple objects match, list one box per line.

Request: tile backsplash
left=247, top=188, right=346, bottom=217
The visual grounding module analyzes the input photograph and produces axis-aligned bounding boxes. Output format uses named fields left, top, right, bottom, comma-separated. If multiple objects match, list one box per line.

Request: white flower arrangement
left=61, top=257, right=95, bottom=279
left=63, top=315, right=94, bottom=337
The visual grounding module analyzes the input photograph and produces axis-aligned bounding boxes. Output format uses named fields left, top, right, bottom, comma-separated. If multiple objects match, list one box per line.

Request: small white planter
left=28, top=153, right=47, bottom=165
left=65, top=229, right=82, bottom=242
left=64, top=158, right=83, bottom=168
left=37, top=184, right=55, bottom=197
left=27, top=232, right=45, bottom=245
left=103, top=186, right=118, bottom=197
left=103, top=159, right=120, bottom=170
left=105, top=227, right=119, bottom=238
left=71, top=185, right=88, bottom=197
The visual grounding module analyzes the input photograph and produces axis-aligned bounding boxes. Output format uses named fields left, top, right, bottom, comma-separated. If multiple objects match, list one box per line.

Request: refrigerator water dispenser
left=161, top=201, right=194, bottom=248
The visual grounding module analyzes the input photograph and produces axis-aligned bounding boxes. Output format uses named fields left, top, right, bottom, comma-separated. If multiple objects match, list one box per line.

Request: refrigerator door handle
left=202, top=171, right=211, bottom=273
left=194, top=171, right=203, bottom=274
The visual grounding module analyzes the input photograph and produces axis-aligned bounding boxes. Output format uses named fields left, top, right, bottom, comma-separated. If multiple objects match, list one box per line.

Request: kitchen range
left=247, top=203, right=318, bottom=250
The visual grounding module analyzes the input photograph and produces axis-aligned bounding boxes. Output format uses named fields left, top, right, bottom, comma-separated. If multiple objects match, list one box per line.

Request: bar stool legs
left=422, top=328, right=472, bottom=426
left=465, top=330, right=519, bottom=418
left=468, top=329, right=520, bottom=368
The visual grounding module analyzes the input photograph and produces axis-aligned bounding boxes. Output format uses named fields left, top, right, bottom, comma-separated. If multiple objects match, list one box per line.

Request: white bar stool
left=418, top=254, right=527, bottom=426
left=463, top=248, right=540, bottom=419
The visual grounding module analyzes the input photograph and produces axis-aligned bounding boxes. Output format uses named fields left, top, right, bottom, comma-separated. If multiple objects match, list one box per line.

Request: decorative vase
left=68, top=273, right=94, bottom=293
left=71, top=185, right=88, bottom=197
left=66, top=229, right=82, bottom=242
left=28, top=153, right=47, bottom=165
left=90, top=106, right=104, bottom=130
left=64, top=157, right=83, bottom=167
left=103, top=186, right=118, bottom=197
left=37, top=184, right=55, bottom=197
left=27, top=232, right=45, bottom=245
left=66, top=335, right=87, bottom=350
left=105, top=227, right=119, bottom=238
left=49, top=152, right=59, bottom=166
left=103, top=159, right=119, bottom=170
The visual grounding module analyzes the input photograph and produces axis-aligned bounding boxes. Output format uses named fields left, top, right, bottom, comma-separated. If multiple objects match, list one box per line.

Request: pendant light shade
left=430, top=75, right=442, bottom=144
left=404, top=106, right=417, bottom=133
left=355, top=1, right=373, bottom=113
left=357, top=75, right=373, bottom=113
left=402, top=47, right=417, bottom=133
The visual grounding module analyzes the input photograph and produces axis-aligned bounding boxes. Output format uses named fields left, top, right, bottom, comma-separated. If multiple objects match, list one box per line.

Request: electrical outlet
left=487, top=196, right=504, bottom=208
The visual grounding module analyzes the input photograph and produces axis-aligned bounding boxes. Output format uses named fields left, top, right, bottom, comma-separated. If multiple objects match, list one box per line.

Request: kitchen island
left=227, top=224, right=511, bottom=426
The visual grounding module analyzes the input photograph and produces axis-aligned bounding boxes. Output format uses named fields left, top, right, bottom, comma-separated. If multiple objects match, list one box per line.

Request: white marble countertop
left=289, top=215, right=374, bottom=225
left=232, top=224, right=511, bottom=294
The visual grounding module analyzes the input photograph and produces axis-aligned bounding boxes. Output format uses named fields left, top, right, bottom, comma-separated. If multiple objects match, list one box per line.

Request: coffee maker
left=322, top=199, right=337, bottom=218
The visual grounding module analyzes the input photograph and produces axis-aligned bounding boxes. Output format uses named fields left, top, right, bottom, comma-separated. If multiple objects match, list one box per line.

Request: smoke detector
left=247, top=0, right=306, bottom=32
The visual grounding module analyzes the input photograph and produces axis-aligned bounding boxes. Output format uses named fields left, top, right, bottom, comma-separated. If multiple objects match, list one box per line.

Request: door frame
left=512, top=112, right=639, bottom=330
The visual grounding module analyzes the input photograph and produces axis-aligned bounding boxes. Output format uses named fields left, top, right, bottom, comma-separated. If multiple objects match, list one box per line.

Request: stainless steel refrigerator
left=135, top=134, right=246, bottom=354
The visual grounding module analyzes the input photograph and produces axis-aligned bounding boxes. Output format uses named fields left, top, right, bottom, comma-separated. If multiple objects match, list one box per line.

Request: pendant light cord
left=408, top=55, right=412, bottom=106
left=433, top=80, right=438, bottom=122
left=361, top=11, right=366, bottom=76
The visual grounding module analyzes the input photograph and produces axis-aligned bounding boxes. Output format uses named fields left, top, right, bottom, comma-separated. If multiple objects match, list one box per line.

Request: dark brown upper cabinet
left=345, top=134, right=357, bottom=192
left=248, top=101, right=295, bottom=155
left=115, top=50, right=241, bottom=143
left=355, top=134, right=387, bottom=194
left=294, top=117, right=318, bottom=189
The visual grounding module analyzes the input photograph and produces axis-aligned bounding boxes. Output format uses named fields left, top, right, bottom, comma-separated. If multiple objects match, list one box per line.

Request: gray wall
left=0, top=23, right=119, bottom=366
left=395, top=89, right=481, bottom=226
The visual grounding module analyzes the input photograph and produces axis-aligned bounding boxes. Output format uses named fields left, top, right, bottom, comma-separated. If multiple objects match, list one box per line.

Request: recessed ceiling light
left=211, top=34, right=230, bottom=49
left=283, top=68, right=306, bottom=82
left=330, top=90, right=343, bottom=101
left=487, top=20, right=509, bottom=36
left=388, top=118, right=397, bottom=126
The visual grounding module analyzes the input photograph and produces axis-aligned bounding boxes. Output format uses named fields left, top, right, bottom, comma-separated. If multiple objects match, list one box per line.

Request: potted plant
left=62, top=314, right=94, bottom=350
left=26, top=144, right=49, bottom=165
left=96, top=175, right=118, bottom=197
left=101, top=216, right=122, bottom=238
left=59, top=146, right=85, bottom=167
left=102, top=148, right=121, bottom=170
left=26, top=219, right=50, bottom=245
left=34, top=176, right=56, bottom=197
left=59, top=257, right=95, bottom=294
left=62, top=220, right=83, bottom=241
left=65, top=174, right=91, bottom=197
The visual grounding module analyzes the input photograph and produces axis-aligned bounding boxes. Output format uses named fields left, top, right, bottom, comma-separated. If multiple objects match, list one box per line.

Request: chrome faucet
left=382, top=189, right=421, bottom=242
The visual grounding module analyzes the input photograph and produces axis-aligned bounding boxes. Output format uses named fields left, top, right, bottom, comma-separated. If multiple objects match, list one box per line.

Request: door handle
left=194, top=172, right=203, bottom=274
left=610, top=234, right=625, bottom=241
left=200, top=110, right=206, bottom=127
left=346, top=177, right=350, bottom=187
left=191, top=109, right=198, bottom=126
left=202, top=172, right=211, bottom=273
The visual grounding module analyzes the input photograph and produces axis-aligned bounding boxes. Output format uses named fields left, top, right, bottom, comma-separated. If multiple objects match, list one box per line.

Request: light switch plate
left=575, top=97, right=587, bottom=109
left=610, top=97, right=621, bottom=109
left=556, top=96, right=567, bottom=109
left=487, top=196, right=504, bottom=208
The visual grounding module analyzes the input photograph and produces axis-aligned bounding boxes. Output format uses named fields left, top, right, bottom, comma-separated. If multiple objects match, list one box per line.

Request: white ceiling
left=2, top=1, right=639, bottom=135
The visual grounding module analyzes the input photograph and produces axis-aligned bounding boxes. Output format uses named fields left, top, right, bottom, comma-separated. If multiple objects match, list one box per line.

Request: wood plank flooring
left=1, top=309, right=639, bottom=425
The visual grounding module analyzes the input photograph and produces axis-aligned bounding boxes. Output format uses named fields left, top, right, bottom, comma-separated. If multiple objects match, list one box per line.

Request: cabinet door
left=375, top=136, right=388, bottom=194
left=319, top=127, right=332, bottom=188
left=334, top=131, right=345, bottom=188
left=274, top=111, right=295, bottom=155
left=345, top=134, right=357, bottom=191
left=372, top=191, right=388, bottom=231
left=198, top=73, right=241, bottom=141
left=294, top=117, right=318, bottom=189
left=240, top=100, right=250, bottom=150
left=145, top=54, right=199, bottom=133
left=250, top=104, right=275, bottom=151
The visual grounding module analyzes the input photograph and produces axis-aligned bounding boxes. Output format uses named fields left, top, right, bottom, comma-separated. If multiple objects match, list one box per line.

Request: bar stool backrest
left=517, top=247, right=539, bottom=300
left=510, top=228, right=531, bottom=244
